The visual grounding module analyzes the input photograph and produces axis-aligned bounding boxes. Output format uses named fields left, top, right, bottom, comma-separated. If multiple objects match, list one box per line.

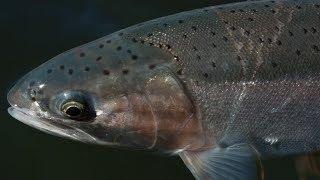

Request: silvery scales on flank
left=7, top=0, right=320, bottom=179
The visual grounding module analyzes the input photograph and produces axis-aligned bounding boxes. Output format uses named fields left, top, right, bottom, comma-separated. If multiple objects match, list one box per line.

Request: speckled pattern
left=110, top=0, right=320, bottom=156
left=8, top=0, right=320, bottom=157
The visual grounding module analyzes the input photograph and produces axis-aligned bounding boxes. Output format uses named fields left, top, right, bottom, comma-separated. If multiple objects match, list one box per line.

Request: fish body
left=7, top=0, right=320, bottom=179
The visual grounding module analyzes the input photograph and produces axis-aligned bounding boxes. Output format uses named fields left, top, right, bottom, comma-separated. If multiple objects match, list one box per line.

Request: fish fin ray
left=179, top=143, right=263, bottom=180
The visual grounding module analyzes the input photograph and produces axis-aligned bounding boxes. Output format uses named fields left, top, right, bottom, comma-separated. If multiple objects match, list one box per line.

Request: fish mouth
left=7, top=106, right=99, bottom=143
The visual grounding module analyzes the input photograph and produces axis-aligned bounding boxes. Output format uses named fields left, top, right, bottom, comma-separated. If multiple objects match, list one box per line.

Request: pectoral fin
left=179, top=144, right=263, bottom=180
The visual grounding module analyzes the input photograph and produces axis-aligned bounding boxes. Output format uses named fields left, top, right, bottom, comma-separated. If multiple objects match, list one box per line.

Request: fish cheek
left=87, top=95, right=157, bottom=149
left=144, top=71, right=205, bottom=151
left=126, top=94, right=157, bottom=149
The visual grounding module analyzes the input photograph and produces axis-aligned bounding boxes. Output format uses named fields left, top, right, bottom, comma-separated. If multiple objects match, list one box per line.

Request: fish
left=7, top=0, right=320, bottom=179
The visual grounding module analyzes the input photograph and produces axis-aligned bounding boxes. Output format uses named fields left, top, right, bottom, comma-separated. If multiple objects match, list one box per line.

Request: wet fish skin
left=117, top=0, right=320, bottom=156
left=6, top=0, right=320, bottom=179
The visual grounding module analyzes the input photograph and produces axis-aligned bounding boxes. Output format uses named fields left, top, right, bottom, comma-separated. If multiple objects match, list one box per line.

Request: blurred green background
left=0, top=0, right=313, bottom=180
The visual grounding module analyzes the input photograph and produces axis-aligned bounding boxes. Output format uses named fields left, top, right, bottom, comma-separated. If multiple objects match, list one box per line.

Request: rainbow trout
left=7, top=0, right=320, bottom=179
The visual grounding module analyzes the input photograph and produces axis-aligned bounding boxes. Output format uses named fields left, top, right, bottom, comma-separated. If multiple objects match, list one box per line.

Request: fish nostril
left=27, top=87, right=38, bottom=102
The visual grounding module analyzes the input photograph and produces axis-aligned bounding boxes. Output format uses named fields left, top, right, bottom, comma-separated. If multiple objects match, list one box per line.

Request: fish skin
left=7, top=0, right=320, bottom=160
left=120, top=0, right=320, bottom=157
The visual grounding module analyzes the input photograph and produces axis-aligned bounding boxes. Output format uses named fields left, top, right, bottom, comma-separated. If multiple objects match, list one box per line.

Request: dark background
left=0, top=0, right=310, bottom=180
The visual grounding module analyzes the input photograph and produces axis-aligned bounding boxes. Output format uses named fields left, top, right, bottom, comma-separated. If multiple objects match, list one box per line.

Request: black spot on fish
left=163, top=23, right=168, bottom=27
left=47, top=69, right=52, bottom=74
left=212, top=62, right=216, bottom=68
left=183, top=34, right=187, bottom=39
left=84, top=67, right=90, bottom=72
left=223, top=36, right=228, bottom=42
left=178, top=20, right=184, bottom=24
left=103, top=70, right=110, bottom=75
left=212, top=43, right=217, bottom=48
left=210, top=31, right=216, bottom=36
left=203, top=73, right=209, bottom=78
left=264, top=4, right=270, bottom=7
left=96, top=56, right=102, bottom=61
left=289, top=31, right=294, bottom=36
left=197, top=55, right=201, bottom=60
left=248, top=17, right=254, bottom=22
left=147, top=33, right=153, bottom=37
left=177, top=69, right=183, bottom=76
left=127, top=50, right=132, bottom=54
left=244, top=30, right=251, bottom=36
left=296, top=5, right=302, bottom=9
left=193, top=46, right=198, bottom=51
left=259, top=37, right=264, bottom=43
left=80, top=52, right=85, bottom=57
left=312, top=45, right=320, bottom=52
left=296, top=49, right=301, bottom=56
left=117, top=46, right=122, bottom=51
left=149, top=64, right=156, bottom=70
left=230, top=26, right=236, bottom=31
left=303, top=28, right=308, bottom=34
left=119, top=32, right=124, bottom=36
left=276, top=40, right=282, bottom=46
left=312, top=27, right=317, bottom=34
left=60, top=65, right=65, bottom=70
left=271, top=9, right=276, bottom=14
left=191, top=26, right=197, bottom=31
left=122, top=69, right=129, bottom=75
left=315, top=4, right=320, bottom=8
left=68, top=69, right=74, bottom=75
left=106, top=40, right=111, bottom=44
left=223, top=20, right=229, bottom=24
left=131, top=55, right=138, bottom=60
left=271, top=62, right=278, bottom=68
left=166, top=44, right=171, bottom=50
left=99, top=44, right=104, bottom=48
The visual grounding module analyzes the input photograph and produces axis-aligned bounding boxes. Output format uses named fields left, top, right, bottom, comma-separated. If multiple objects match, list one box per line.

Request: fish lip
left=7, top=106, right=98, bottom=143
left=7, top=84, right=18, bottom=109
left=7, top=106, right=120, bottom=146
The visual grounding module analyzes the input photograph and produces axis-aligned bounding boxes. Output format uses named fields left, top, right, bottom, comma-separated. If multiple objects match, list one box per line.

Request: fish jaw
left=7, top=106, right=101, bottom=144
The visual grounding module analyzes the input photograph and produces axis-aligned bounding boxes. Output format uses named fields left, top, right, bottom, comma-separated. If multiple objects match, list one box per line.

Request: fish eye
left=61, top=101, right=84, bottom=119
left=55, top=91, right=96, bottom=121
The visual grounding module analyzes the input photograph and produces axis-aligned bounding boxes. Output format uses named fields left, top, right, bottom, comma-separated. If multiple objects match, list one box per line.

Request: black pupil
left=66, top=106, right=82, bottom=117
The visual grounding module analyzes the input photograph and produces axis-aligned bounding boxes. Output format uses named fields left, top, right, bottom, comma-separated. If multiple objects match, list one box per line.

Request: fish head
left=7, top=31, right=204, bottom=152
